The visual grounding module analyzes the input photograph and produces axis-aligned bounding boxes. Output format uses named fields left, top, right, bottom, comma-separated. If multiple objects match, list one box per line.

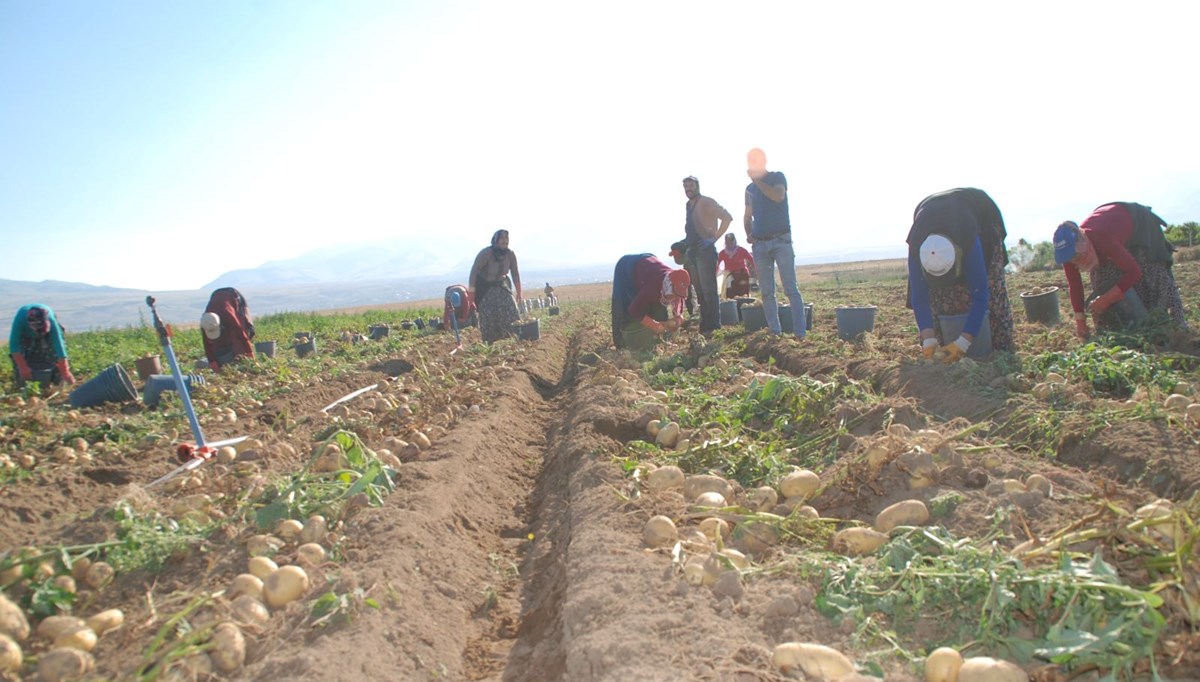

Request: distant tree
left=1166, top=221, right=1199, bottom=247
left=1007, top=238, right=1057, bottom=272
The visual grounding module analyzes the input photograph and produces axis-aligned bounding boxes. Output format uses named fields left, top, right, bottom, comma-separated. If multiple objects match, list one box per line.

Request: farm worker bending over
left=469, top=229, right=522, bottom=344
left=201, top=287, right=255, bottom=372
left=1053, top=202, right=1186, bottom=338
left=9, top=304, right=74, bottom=386
left=611, top=254, right=690, bottom=350
left=718, top=232, right=756, bottom=299
left=443, top=284, right=476, bottom=331
left=907, top=188, right=1015, bottom=362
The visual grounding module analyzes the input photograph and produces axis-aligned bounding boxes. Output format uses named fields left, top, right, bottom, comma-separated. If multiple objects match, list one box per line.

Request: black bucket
left=255, top=340, right=277, bottom=358
left=69, top=364, right=137, bottom=408
left=513, top=319, right=540, bottom=341
left=1020, top=287, right=1061, bottom=326
left=1092, top=288, right=1148, bottom=329
left=369, top=324, right=390, bottom=340
left=295, top=337, right=317, bottom=358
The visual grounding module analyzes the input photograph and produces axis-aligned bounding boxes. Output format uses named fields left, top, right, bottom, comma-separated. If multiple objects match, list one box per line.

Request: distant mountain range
left=2, top=239, right=910, bottom=330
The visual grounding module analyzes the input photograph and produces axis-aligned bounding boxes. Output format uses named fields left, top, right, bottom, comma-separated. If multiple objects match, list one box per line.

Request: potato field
left=2, top=258, right=1200, bottom=682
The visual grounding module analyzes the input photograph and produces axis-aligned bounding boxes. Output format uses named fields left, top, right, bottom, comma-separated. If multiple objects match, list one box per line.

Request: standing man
left=744, top=148, right=805, bottom=339
left=717, top=233, right=756, bottom=299
left=681, top=176, right=732, bottom=337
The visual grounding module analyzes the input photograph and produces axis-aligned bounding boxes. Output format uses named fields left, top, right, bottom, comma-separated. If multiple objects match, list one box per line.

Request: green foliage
left=1165, top=221, right=1199, bottom=248
left=105, top=500, right=218, bottom=573
left=816, top=528, right=1165, bottom=676
left=1027, top=343, right=1184, bottom=397
left=1008, top=238, right=1057, bottom=272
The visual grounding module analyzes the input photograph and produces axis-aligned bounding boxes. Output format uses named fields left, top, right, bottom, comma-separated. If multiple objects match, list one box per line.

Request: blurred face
left=724, top=235, right=736, bottom=251
left=495, top=233, right=509, bottom=249
left=747, top=148, right=767, bottom=174
left=1072, top=234, right=1098, bottom=272
left=682, top=179, right=699, bottom=200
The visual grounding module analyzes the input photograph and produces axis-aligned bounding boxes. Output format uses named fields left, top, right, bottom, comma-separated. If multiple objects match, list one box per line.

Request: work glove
left=1074, top=313, right=1090, bottom=340
left=209, top=359, right=221, bottom=373
left=56, top=359, right=75, bottom=385
left=12, top=353, right=33, bottom=381
left=1087, top=286, right=1124, bottom=316
left=939, top=336, right=971, bottom=364
left=641, top=316, right=666, bottom=335
left=921, top=338, right=938, bottom=360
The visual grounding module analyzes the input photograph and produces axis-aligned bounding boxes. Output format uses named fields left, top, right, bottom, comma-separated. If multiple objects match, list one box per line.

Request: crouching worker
left=9, top=304, right=74, bottom=386
left=1053, top=202, right=1187, bottom=338
left=201, top=287, right=255, bottom=372
left=443, top=284, right=476, bottom=331
left=718, top=233, right=756, bottom=299
left=907, top=188, right=1015, bottom=363
left=611, top=254, right=690, bottom=350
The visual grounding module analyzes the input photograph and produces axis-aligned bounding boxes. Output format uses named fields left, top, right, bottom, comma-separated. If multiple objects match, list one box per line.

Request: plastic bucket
left=548, top=306, right=560, bottom=316
left=835, top=306, right=877, bottom=341
left=1020, top=287, right=1061, bottom=326
left=295, top=338, right=317, bottom=358
left=144, top=373, right=205, bottom=408
left=69, top=363, right=137, bottom=408
left=619, top=321, right=657, bottom=351
left=1094, top=287, right=1148, bottom=329
left=31, top=368, right=56, bottom=385
left=742, top=306, right=766, bottom=332
left=937, top=311, right=993, bottom=359
left=400, top=320, right=414, bottom=330
left=414, top=318, right=426, bottom=330
left=778, top=305, right=794, bottom=333
left=294, top=331, right=312, bottom=340
left=255, top=340, right=277, bottom=358
left=134, top=355, right=162, bottom=381
left=513, top=319, right=540, bottom=341
left=369, top=325, right=390, bottom=340
left=719, top=300, right=739, bottom=326
left=805, top=303, right=814, bottom=331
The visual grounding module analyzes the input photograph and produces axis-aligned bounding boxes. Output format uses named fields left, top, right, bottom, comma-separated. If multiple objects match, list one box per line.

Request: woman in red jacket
left=1054, top=202, right=1186, bottom=338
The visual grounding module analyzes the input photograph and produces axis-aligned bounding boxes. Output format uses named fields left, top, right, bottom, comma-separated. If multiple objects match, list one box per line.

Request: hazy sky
left=2, top=1, right=1197, bottom=291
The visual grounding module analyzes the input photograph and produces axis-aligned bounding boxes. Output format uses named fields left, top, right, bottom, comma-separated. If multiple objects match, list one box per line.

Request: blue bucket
left=835, top=306, right=877, bottom=341
left=937, top=311, right=993, bottom=359
left=144, top=373, right=205, bottom=408
left=69, top=364, right=137, bottom=408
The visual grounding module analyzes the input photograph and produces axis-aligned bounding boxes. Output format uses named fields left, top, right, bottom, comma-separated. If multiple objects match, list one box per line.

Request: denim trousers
left=751, top=235, right=805, bottom=336
left=686, top=244, right=721, bottom=333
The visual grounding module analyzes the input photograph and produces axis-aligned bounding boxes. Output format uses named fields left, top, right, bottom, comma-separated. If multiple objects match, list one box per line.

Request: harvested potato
left=209, top=622, right=246, bottom=673
left=717, top=548, right=749, bottom=570
left=874, top=499, right=930, bottom=533
left=925, top=646, right=964, bottom=682
left=793, top=505, right=820, bottom=520
left=0, top=594, right=30, bottom=640
left=1024, top=474, right=1053, bottom=496
left=277, top=519, right=304, bottom=540
left=69, top=557, right=91, bottom=582
left=263, top=565, right=310, bottom=608
left=731, top=518, right=780, bottom=555
left=681, top=561, right=706, bottom=586
left=646, top=419, right=662, bottom=438
left=0, top=633, right=20, bottom=673
left=1135, top=499, right=1184, bottom=547
left=53, top=625, right=97, bottom=652
left=300, top=515, right=328, bottom=544
left=779, top=469, right=820, bottom=501
left=697, top=517, right=730, bottom=541
left=645, top=465, right=685, bottom=491
left=229, top=574, right=264, bottom=601
left=36, top=616, right=85, bottom=642
left=85, top=609, right=124, bottom=636
left=231, top=595, right=270, bottom=626
left=1188, top=403, right=1200, bottom=423
left=248, top=556, right=278, bottom=580
left=37, top=647, right=94, bottom=682
left=957, top=656, right=1026, bottom=681
left=1164, top=393, right=1190, bottom=411
left=772, top=642, right=855, bottom=680
left=1045, top=372, right=1065, bottom=384
left=683, top=474, right=733, bottom=502
left=693, top=491, right=727, bottom=509
left=216, top=446, right=238, bottom=463
left=832, top=527, right=889, bottom=556
left=84, top=561, right=114, bottom=589
left=748, top=486, right=778, bottom=512
left=655, top=422, right=681, bottom=448
left=643, top=516, right=678, bottom=548
left=296, top=543, right=327, bottom=564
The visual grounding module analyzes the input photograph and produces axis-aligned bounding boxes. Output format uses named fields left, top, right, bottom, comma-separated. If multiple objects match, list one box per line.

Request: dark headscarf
left=27, top=306, right=50, bottom=335
left=490, top=229, right=510, bottom=259
left=906, top=194, right=981, bottom=288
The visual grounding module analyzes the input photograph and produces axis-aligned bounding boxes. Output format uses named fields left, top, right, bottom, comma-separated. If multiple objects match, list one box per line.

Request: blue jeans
left=686, top=243, right=721, bottom=333
left=751, top=234, right=805, bottom=337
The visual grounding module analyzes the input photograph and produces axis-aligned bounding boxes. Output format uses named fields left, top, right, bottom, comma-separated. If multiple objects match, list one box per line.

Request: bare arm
left=743, top=202, right=754, bottom=244
left=509, top=252, right=522, bottom=300
left=752, top=177, right=786, bottom=203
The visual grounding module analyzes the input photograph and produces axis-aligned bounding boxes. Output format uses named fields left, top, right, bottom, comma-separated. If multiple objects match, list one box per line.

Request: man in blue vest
left=743, top=148, right=805, bottom=339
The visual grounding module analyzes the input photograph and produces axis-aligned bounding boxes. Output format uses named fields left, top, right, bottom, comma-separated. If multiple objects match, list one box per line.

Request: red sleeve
left=1064, top=263, right=1085, bottom=313
left=742, top=248, right=754, bottom=271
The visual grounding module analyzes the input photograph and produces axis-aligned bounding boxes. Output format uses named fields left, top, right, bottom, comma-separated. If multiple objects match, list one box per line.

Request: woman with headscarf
left=906, top=188, right=1015, bottom=362
left=1053, top=202, right=1186, bottom=338
left=718, top=232, right=756, bottom=299
left=9, top=304, right=74, bottom=386
left=469, top=229, right=523, bottom=344
left=611, top=253, right=691, bottom=350
left=200, top=287, right=255, bottom=372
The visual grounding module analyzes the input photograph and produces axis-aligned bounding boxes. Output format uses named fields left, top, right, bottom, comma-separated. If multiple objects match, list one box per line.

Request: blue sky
left=2, top=1, right=1197, bottom=290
